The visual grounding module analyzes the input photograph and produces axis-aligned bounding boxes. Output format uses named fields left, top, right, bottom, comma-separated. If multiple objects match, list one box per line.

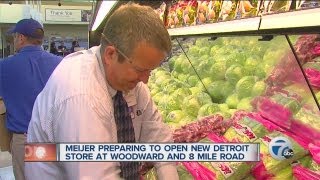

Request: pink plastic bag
left=282, top=128, right=310, bottom=149
left=251, top=161, right=274, bottom=180
left=254, top=112, right=320, bottom=165
left=247, top=112, right=282, bottom=132
left=313, top=44, right=320, bottom=56
left=229, top=110, right=250, bottom=123
left=250, top=111, right=312, bottom=149
left=256, top=97, right=292, bottom=129
left=309, top=143, right=320, bottom=164
left=305, top=68, right=320, bottom=89
left=173, top=114, right=226, bottom=143
left=293, top=164, right=320, bottom=180
left=207, top=133, right=228, bottom=143
left=290, top=120, right=320, bottom=145
left=182, top=162, right=216, bottom=180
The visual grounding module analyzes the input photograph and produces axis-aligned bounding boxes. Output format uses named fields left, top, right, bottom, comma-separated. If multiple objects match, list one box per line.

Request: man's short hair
left=101, top=3, right=171, bottom=62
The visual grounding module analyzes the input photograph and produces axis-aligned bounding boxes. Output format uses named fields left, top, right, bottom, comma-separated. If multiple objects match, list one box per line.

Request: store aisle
left=0, top=151, right=14, bottom=180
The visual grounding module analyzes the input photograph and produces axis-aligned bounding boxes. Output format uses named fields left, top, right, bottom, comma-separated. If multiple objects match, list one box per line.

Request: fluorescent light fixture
left=168, top=17, right=260, bottom=36
left=260, top=8, right=320, bottom=30
left=91, top=1, right=118, bottom=31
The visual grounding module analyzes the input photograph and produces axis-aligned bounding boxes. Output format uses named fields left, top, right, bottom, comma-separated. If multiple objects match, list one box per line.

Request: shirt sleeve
left=137, top=84, right=179, bottom=180
left=53, top=94, right=121, bottom=180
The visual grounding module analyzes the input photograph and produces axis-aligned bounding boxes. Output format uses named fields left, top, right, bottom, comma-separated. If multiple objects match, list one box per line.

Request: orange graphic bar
left=25, top=143, right=57, bottom=162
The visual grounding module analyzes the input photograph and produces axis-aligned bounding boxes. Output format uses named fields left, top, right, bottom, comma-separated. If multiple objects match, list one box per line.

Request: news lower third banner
left=25, top=143, right=260, bottom=162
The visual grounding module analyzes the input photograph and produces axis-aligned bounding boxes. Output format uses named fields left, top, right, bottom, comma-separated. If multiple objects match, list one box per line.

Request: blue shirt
left=0, top=45, right=62, bottom=133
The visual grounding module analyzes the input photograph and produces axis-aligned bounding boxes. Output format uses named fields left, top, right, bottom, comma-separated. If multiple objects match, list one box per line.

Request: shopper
left=70, top=40, right=80, bottom=53
left=49, top=42, right=58, bottom=55
left=25, top=3, right=178, bottom=180
left=0, top=18, right=62, bottom=180
left=57, top=41, right=67, bottom=56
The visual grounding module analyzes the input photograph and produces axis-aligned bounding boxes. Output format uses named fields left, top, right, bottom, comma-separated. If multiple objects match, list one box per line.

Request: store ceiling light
left=91, top=1, right=118, bottom=31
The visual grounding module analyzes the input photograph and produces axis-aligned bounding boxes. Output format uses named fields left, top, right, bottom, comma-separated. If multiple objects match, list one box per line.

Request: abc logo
left=268, top=136, right=294, bottom=160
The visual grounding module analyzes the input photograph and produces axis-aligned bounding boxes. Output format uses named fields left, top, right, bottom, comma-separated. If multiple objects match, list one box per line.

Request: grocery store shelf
left=167, top=8, right=320, bottom=37
left=167, top=17, right=261, bottom=37
left=259, top=8, right=320, bottom=30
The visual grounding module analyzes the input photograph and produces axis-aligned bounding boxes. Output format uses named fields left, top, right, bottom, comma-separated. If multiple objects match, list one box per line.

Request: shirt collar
left=18, top=45, right=43, bottom=53
left=95, top=46, right=117, bottom=98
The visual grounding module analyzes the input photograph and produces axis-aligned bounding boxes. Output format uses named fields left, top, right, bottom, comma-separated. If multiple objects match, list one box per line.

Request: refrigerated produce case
left=152, top=34, right=320, bottom=126
left=89, top=2, right=320, bottom=179
left=147, top=34, right=320, bottom=179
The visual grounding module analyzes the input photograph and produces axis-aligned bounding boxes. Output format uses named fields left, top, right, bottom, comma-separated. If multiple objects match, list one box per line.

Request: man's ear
left=19, top=34, right=27, bottom=45
left=103, top=46, right=117, bottom=65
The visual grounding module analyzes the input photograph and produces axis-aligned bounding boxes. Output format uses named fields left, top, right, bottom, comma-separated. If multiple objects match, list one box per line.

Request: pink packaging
left=309, top=143, right=320, bottom=164
left=305, top=68, right=320, bottom=89
left=293, top=164, right=320, bottom=180
left=182, top=162, right=216, bottom=180
left=256, top=97, right=292, bottom=129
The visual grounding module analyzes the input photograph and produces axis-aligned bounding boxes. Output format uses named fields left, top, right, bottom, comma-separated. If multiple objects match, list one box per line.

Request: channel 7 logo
left=268, top=136, right=294, bottom=160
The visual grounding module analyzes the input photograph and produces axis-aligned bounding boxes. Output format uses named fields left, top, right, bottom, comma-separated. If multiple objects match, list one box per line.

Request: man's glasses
left=101, top=33, right=156, bottom=74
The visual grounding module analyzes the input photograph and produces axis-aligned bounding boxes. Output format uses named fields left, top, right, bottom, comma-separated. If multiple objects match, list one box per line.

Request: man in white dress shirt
left=25, top=3, right=178, bottom=180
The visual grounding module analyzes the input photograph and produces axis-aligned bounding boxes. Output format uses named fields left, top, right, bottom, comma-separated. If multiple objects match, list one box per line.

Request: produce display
left=199, top=134, right=255, bottom=180
left=295, top=35, right=320, bottom=103
left=158, top=0, right=318, bottom=28
left=218, top=0, right=238, bottom=21
left=253, top=132, right=308, bottom=176
left=296, top=0, right=320, bottom=9
left=145, top=34, right=320, bottom=179
left=91, top=0, right=320, bottom=179
left=258, top=0, right=292, bottom=15
left=154, top=2, right=167, bottom=23
left=234, top=0, right=260, bottom=19
left=166, top=0, right=198, bottom=28
left=149, top=36, right=290, bottom=128
left=197, top=0, right=221, bottom=24
left=173, top=114, right=229, bottom=143
left=223, top=116, right=270, bottom=143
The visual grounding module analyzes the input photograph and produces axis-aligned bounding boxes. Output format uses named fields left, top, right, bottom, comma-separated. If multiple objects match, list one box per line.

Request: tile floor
left=0, top=151, right=14, bottom=180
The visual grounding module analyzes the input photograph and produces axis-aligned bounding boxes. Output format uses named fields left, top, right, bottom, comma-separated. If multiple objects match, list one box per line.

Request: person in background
left=50, top=42, right=58, bottom=55
left=57, top=41, right=67, bottom=56
left=25, top=3, right=178, bottom=180
left=58, top=41, right=66, bottom=51
left=0, top=18, right=62, bottom=180
left=70, top=40, right=80, bottom=53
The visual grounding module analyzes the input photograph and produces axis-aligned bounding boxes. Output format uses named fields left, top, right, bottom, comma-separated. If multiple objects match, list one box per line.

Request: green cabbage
left=237, top=97, right=253, bottom=111
left=251, top=81, right=266, bottom=97
left=226, top=94, right=240, bottom=109
left=210, top=61, right=227, bottom=80
left=182, top=95, right=201, bottom=117
left=197, top=103, right=220, bottom=118
left=225, top=65, right=244, bottom=85
left=236, top=76, right=258, bottom=99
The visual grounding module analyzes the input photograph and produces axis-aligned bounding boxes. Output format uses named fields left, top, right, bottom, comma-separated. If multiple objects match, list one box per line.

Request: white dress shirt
left=25, top=46, right=178, bottom=180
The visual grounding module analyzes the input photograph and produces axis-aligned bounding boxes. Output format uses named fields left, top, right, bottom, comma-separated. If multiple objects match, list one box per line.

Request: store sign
left=45, top=9, right=82, bottom=22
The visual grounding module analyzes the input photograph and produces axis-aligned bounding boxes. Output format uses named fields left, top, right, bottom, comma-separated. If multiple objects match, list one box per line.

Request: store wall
left=0, top=3, right=92, bottom=56
left=44, top=24, right=88, bottom=39
left=0, top=4, right=32, bottom=23
left=0, top=2, right=41, bottom=58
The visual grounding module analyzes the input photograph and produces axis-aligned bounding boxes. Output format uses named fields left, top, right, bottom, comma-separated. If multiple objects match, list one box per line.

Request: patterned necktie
left=113, top=91, right=139, bottom=180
